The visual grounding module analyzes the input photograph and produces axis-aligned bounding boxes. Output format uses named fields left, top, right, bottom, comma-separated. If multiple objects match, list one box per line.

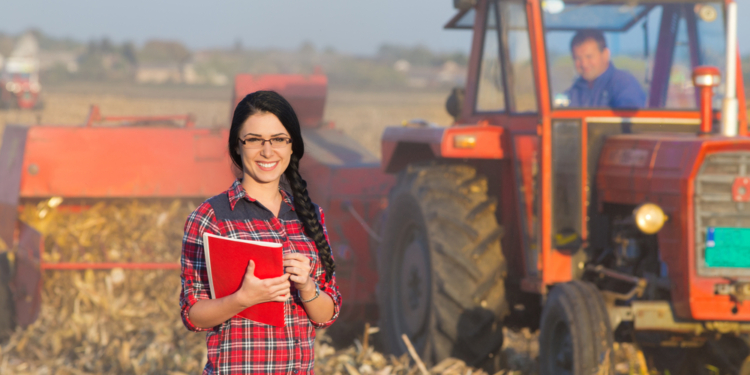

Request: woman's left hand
left=283, top=253, right=314, bottom=292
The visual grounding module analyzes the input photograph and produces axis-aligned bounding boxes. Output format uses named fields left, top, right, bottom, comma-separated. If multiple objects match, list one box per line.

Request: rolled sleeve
left=180, top=203, right=219, bottom=332
left=309, top=206, right=343, bottom=329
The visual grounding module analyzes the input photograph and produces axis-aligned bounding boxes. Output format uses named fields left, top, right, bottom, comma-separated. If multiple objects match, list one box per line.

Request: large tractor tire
left=0, top=252, right=15, bottom=340
left=377, top=164, right=508, bottom=369
left=538, top=280, right=614, bottom=375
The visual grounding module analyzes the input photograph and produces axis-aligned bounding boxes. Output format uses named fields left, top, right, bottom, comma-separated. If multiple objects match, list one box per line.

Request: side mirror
left=446, top=87, right=465, bottom=122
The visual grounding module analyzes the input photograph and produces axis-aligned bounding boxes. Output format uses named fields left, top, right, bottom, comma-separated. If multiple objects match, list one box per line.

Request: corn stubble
left=0, top=199, right=644, bottom=375
left=1, top=199, right=206, bottom=374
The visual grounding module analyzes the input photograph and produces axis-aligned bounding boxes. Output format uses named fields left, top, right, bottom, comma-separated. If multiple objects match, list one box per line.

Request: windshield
left=543, top=1, right=726, bottom=110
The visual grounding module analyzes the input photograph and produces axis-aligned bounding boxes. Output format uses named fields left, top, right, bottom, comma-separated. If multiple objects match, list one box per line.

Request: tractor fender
left=11, top=221, right=42, bottom=328
left=0, top=126, right=27, bottom=247
left=381, top=123, right=507, bottom=174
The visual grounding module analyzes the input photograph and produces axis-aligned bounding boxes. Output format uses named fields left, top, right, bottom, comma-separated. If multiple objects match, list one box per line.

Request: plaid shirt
left=180, top=180, right=341, bottom=375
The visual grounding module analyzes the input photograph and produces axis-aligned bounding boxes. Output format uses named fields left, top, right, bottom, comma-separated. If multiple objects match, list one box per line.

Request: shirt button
left=295, top=339, right=299, bottom=345
left=294, top=370, right=299, bottom=374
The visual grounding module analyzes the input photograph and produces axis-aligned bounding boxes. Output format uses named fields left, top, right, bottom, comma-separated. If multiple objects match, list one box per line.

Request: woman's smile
left=256, top=161, right=279, bottom=171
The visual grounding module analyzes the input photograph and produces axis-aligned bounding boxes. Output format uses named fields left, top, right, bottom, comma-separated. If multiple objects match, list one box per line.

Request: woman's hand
left=235, top=260, right=291, bottom=308
left=283, top=253, right=314, bottom=293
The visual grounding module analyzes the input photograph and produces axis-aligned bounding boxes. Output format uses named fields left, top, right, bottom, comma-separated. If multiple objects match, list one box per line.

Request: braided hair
left=228, top=91, right=336, bottom=282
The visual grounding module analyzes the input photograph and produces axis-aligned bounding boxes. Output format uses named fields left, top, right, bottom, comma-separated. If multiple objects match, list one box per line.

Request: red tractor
left=0, top=72, right=42, bottom=110
left=375, top=0, right=750, bottom=374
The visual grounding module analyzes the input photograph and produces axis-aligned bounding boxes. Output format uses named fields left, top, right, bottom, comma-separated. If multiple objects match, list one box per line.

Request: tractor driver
left=564, top=29, right=646, bottom=108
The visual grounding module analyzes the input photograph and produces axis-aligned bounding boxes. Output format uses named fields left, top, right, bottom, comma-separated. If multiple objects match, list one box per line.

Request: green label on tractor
left=705, top=227, right=750, bottom=268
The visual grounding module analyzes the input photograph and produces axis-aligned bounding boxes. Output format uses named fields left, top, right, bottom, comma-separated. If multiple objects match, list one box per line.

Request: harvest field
left=1, top=84, right=747, bottom=374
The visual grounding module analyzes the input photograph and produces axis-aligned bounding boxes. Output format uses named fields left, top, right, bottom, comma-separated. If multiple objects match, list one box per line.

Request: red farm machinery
left=0, top=33, right=43, bottom=110
left=372, top=0, right=750, bottom=374
left=0, top=73, right=392, bottom=339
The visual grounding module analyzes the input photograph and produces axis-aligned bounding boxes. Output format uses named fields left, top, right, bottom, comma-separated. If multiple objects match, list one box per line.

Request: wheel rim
left=394, top=234, right=430, bottom=340
left=550, top=320, right=573, bottom=375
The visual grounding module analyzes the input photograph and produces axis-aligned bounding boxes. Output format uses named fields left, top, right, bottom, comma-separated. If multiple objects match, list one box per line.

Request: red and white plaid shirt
left=180, top=180, right=341, bottom=375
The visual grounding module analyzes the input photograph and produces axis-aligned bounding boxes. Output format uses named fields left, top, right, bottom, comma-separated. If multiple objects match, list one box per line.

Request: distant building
left=39, top=51, right=79, bottom=73
left=393, top=59, right=411, bottom=73
left=398, top=60, right=467, bottom=88
left=136, top=63, right=184, bottom=84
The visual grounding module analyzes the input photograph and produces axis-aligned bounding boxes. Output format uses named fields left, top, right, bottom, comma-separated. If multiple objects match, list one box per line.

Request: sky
left=0, top=0, right=748, bottom=56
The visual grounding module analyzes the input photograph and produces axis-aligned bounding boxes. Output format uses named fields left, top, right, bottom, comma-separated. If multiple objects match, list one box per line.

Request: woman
left=180, top=91, right=341, bottom=375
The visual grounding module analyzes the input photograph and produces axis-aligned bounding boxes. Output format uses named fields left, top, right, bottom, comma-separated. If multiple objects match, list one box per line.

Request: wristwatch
left=299, top=283, right=320, bottom=303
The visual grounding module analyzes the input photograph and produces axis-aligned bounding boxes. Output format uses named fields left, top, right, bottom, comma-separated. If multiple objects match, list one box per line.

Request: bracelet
left=298, top=283, right=320, bottom=303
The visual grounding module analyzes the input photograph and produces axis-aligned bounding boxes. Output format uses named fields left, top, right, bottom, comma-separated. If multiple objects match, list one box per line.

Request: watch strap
left=298, top=283, right=320, bottom=303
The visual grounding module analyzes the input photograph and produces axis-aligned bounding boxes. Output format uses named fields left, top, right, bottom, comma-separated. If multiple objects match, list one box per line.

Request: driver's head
left=570, top=30, right=610, bottom=82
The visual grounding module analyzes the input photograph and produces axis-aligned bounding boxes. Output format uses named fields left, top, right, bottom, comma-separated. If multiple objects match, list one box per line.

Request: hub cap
left=397, top=238, right=430, bottom=338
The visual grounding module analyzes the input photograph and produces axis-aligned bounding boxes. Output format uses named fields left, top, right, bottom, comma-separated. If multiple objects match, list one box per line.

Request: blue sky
left=0, top=1, right=747, bottom=56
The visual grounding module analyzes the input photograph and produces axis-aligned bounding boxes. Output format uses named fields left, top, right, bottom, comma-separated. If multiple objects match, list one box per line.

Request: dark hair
left=570, top=29, right=607, bottom=53
left=229, top=91, right=335, bottom=282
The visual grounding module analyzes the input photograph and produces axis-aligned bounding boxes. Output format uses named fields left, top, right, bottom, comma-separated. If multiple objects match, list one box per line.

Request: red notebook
left=202, top=233, right=285, bottom=327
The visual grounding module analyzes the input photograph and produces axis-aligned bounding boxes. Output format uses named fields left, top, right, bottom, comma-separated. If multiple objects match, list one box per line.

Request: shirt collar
left=227, top=179, right=296, bottom=212
left=227, top=179, right=250, bottom=211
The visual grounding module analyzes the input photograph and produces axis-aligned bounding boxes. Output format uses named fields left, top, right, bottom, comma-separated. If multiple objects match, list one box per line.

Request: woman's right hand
left=235, top=260, right=291, bottom=308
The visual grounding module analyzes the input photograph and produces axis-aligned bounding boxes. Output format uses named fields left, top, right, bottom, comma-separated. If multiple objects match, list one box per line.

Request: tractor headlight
left=633, top=203, right=668, bottom=235
left=453, top=134, right=476, bottom=149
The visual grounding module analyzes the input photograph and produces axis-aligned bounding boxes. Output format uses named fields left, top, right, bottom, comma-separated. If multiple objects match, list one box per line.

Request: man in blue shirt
left=564, top=30, right=646, bottom=108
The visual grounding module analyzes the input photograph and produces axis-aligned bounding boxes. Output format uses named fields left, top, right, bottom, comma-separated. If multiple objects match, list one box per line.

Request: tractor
left=375, top=0, right=750, bottom=374
left=0, top=33, right=43, bottom=110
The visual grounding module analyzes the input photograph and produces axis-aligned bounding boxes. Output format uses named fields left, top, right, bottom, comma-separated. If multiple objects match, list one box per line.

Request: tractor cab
left=447, top=0, right=734, bottom=116
left=545, top=1, right=727, bottom=110
left=379, top=0, right=750, bottom=373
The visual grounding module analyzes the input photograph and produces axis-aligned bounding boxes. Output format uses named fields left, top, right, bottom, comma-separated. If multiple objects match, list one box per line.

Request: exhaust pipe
left=721, top=0, right=738, bottom=137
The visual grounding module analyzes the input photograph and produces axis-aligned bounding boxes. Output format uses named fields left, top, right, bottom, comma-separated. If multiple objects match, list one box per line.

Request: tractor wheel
left=0, top=252, right=15, bottom=340
left=538, top=280, right=614, bottom=375
left=377, top=164, right=508, bottom=369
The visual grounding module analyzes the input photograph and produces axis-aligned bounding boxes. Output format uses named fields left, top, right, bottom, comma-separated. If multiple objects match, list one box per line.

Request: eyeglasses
left=239, top=136, right=292, bottom=149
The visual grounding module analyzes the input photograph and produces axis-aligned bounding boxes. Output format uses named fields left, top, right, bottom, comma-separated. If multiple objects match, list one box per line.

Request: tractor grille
left=695, top=152, right=750, bottom=277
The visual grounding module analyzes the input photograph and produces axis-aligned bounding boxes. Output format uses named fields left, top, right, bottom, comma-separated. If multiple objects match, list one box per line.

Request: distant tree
left=30, top=28, right=84, bottom=52
left=138, top=40, right=191, bottom=65
left=298, top=41, right=316, bottom=55
left=100, top=37, right=114, bottom=53
left=122, top=42, right=138, bottom=65
left=74, top=37, right=137, bottom=81
left=376, top=43, right=468, bottom=67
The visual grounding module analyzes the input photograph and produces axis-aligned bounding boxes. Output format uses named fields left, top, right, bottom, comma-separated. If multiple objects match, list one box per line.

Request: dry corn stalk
left=314, top=325, right=489, bottom=375
left=2, top=199, right=206, bottom=374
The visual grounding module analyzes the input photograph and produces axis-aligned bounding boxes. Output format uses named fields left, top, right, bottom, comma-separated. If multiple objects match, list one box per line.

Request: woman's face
left=236, top=112, right=293, bottom=186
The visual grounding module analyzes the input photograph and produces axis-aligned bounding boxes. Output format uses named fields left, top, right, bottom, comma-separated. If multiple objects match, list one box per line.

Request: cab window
left=543, top=1, right=725, bottom=110
left=475, top=1, right=506, bottom=113
left=500, top=1, right=537, bottom=113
